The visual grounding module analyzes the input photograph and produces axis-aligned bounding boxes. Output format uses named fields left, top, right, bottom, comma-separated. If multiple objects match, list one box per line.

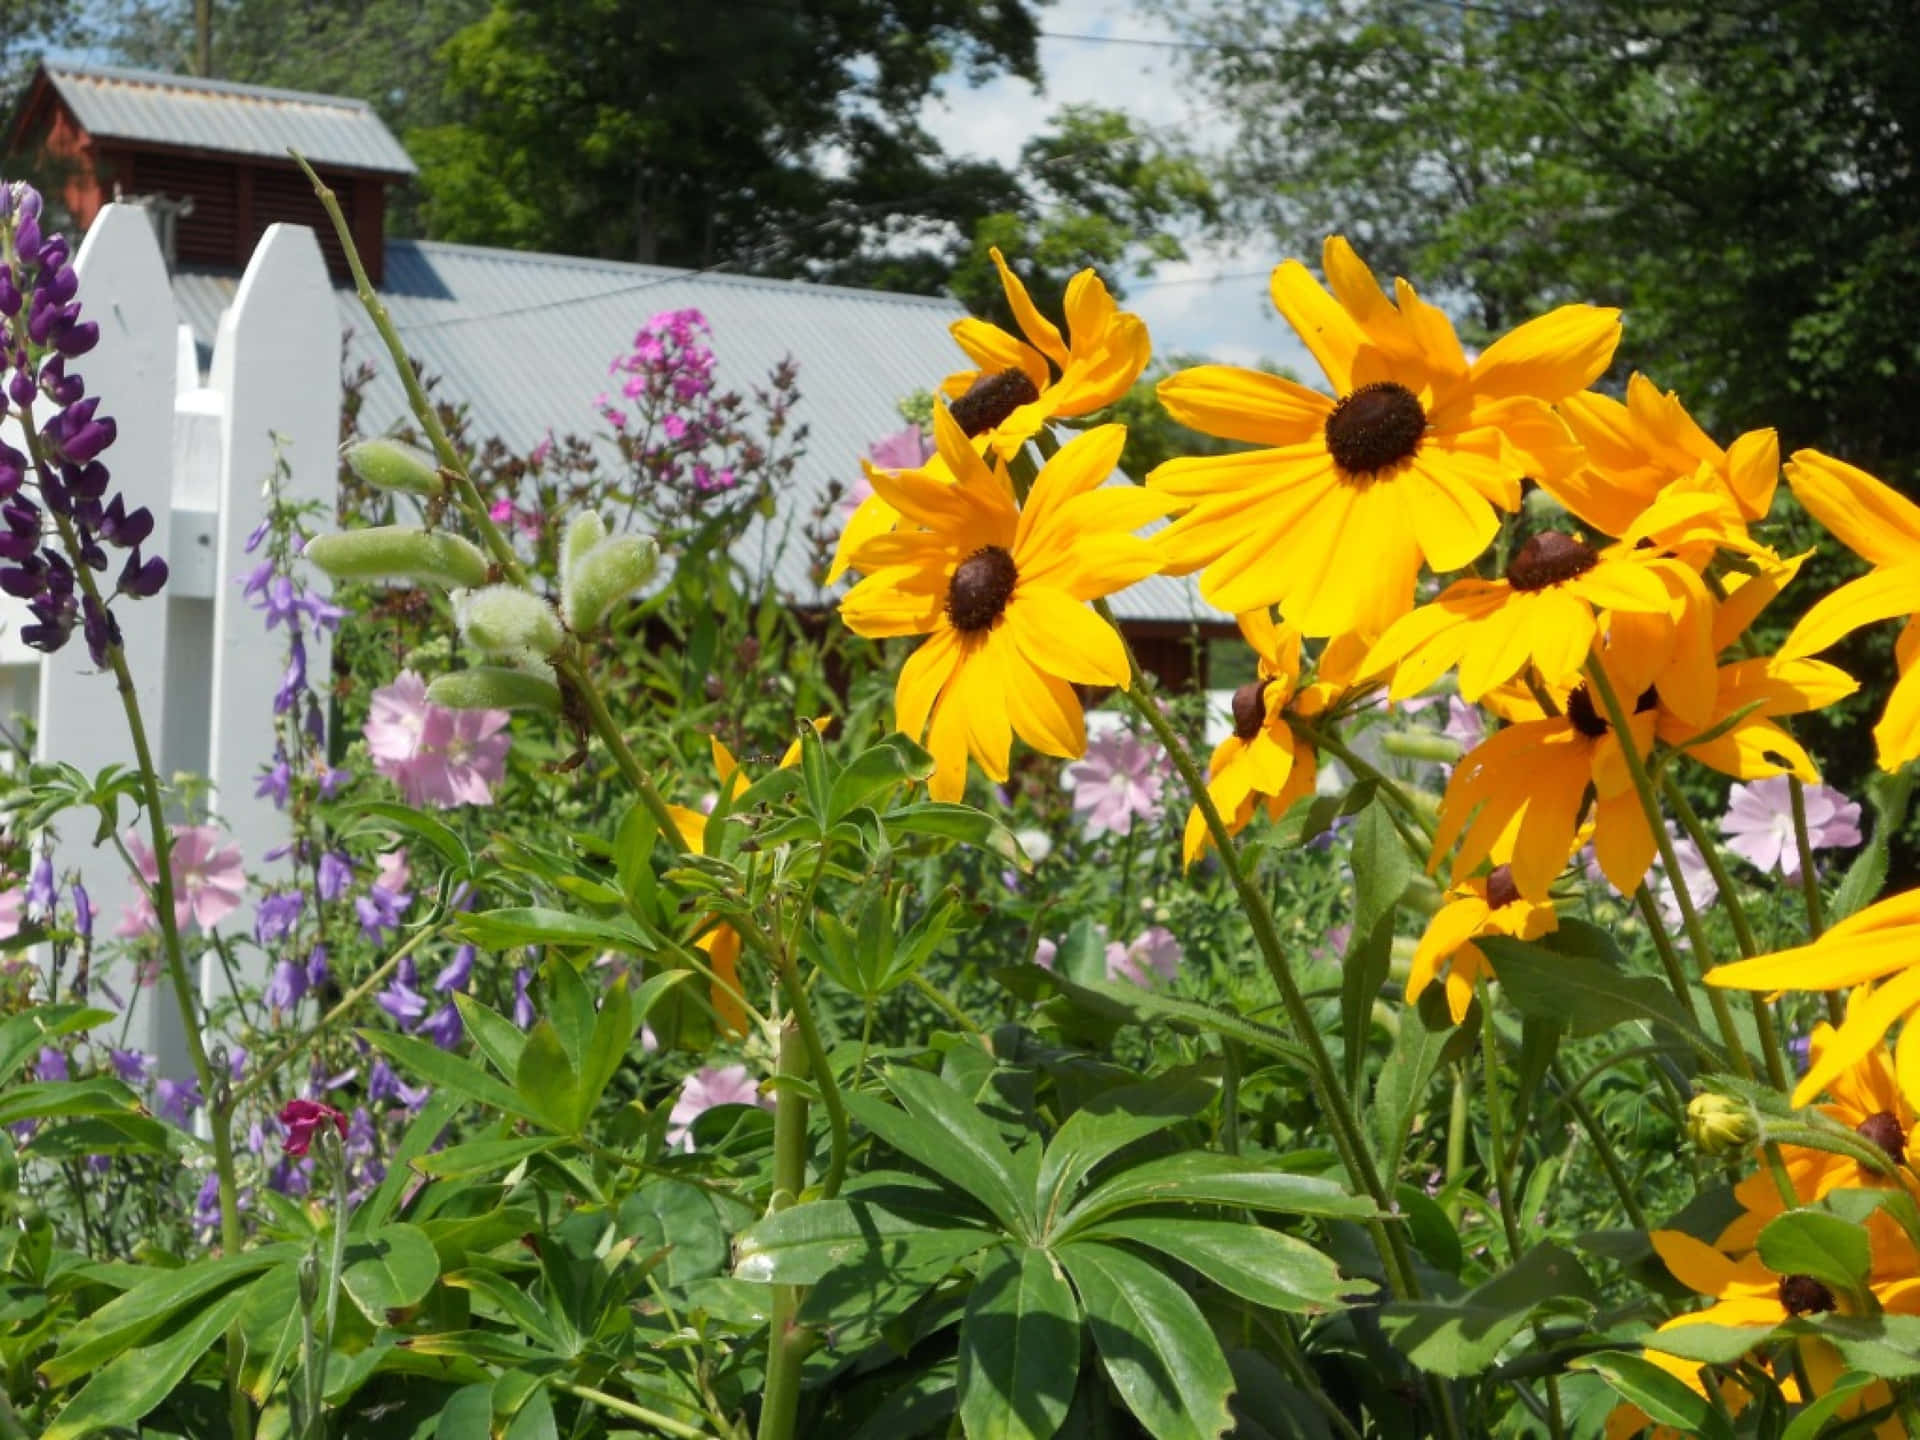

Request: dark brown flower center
left=1858, top=1110, right=1907, bottom=1162
left=948, top=368, right=1041, bottom=438
left=1565, top=684, right=1608, bottom=738
left=1232, top=680, right=1271, bottom=741
left=1778, top=1274, right=1837, bottom=1316
left=1485, top=864, right=1522, bottom=909
left=947, top=545, right=1017, bottom=632
left=1506, top=532, right=1599, bottom=592
left=1324, top=381, right=1426, bottom=476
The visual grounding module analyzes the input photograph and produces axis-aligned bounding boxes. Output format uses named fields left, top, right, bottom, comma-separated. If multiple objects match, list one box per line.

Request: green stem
left=556, top=1383, right=715, bottom=1440
left=1787, top=775, right=1827, bottom=940
left=1660, top=775, right=1792, bottom=1091
left=1296, top=721, right=1434, bottom=846
left=1550, top=1060, right=1648, bottom=1230
left=1479, top=989, right=1524, bottom=1263
left=1633, top=886, right=1704, bottom=1029
left=776, top=956, right=847, bottom=1200
left=1444, top=1062, right=1470, bottom=1223
left=757, top=1017, right=814, bottom=1440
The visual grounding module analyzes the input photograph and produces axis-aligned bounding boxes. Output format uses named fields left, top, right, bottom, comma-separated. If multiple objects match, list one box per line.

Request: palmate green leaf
left=339, top=1223, right=440, bottom=1326
left=359, top=1028, right=533, bottom=1120
left=44, top=1288, right=249, bottom=1440
left=1034, top=1076, right=1213, bottom=1240
left=1757, top=1210, right=1873, bottom=1299
left=829, top=734, right=932, bottom=824
left=958, top=1244, right=1081, bottom=1440
left=415, top=1134, right=559, bottom=1180
left=854, top=1068, right=1033, bottom=1236
left=357, top=1093, right=463, bottom=1233
left=1084, top=1217, right=1365, bottom=1315
left=733, top=1196, right=997, bottom=1286
left=619, top=1179, right=728, bottom=1287
left=1056, top=1151, right=1377, bottom=1239
left=1573, top=1352, right=1733, bottom=1440
left=1058, top=1240, right=1236, bottom=1440
left=1476, top=923, right=1717, bottom=1055
left=543, top=958, right=599, bottom=1072
left=443, top=1267, right=564, bottom=1354
left=1378, top=1242, right=1598, bottom=1377
left=455, top=992, right=529, bottom=1081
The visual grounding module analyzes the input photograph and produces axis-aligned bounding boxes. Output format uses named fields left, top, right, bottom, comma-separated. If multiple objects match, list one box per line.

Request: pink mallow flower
left=1105, top=927, right=1182, bottom=988
left=1720, top=777, right=1863, bottom=879
left=1064, top=731, right=1167, bottom=838
left=364, top=670, right=510, bottom=808
left=665, top=1064, right=772, bottom=1152
left=0, top=890, right=21, bottom=942
left=117, top=825, right=246, bottom=936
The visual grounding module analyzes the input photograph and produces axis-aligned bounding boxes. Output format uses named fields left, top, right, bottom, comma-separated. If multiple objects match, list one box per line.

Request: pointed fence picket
left=0, top=205, right=339, bottom=1075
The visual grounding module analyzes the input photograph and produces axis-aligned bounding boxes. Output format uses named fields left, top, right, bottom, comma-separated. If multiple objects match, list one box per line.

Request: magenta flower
left=1105, top=927, right=1182, bottom=988
left=665, top=1063, right=772, bottom=1152
left=364, top=670, right=511, bottom=808
left=1064, top=731, right=1167, bottom=838
left=278, top=1098, right=347, bottom=1158
left=116, top=824, right=246, bottom=936
left=1720, top=777, right=1863, bottom=879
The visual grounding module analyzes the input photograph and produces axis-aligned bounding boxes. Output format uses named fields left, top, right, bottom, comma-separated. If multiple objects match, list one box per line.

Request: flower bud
left=1686, top=1092, right=1759, bottom=1157
left=427, top=665, right=561, bottom=714
left=563, top=510, right=607, bottom=574
left=454, top=584, right=564, bottom=664
left=563, top=534, right=660, bottom=635
left=344, top=438, right=442, bottom=497
left=1379, top=731, right=1465, bottom=764
left=303, top=526, right=489, bottom=590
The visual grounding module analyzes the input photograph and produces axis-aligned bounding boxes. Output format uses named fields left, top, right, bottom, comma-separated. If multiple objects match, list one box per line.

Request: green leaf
left=620, top=1180, right=728, bottom=1287
left=515, top=1019, right=584, bottom=1133
left=1378, top=1243, right=1598, bottom=1377
left=1059, top=1240, right=1236, bottom=1440
left=1572, top=1352, right=1733, bottom=1440
left=341, top=799, right=471, bottom=872
left=1372, top=1001, right=1448, bottom=1170
left=359, top=1028, right=533, bottom=1120
left=24, top=1114, right=174, bottom=1158
left=578, top=974, right=635, bottom=1118
left=1781, top=1369, right=1878, bottom=1440
left=453, top=992, right=527, bottom=1080
left=883, top=802, right=1028, bottom=870
left=1756, top=1210, right=1872, bottom=1299
left=356, top=1092, right=464, bottom=1233
left=415, top=1135, right=559, bottom=1180
left=1034, top=1076, right=1213, bottom=1240
left=733, top=1197, right=996, bottom=1286
left=1831, top=768, right=1912, bottom=924
left=451, top=907, right=648, bottom=952
left=996, top=966, right=1309, bottom=1070
left=1641, top=1322, right=1771, bottom=1365
left=0, top=1005, right=116, bottom=1087
left=829, top=735, right=932, bottom=823
left=855, top=1068, right=1033, bottom=1236
left=442, top=1268, right=563, bottom=1353
left=957, top=1244, right=1082, bottom=1440
left=1057, top=1151, right=1376, bottom=1238
left=236, top=1263, right=303, bottom=1405
left=1086, top=1216, right=1364, bottom=1314
left=0, top=1076, right=143, bottom=1126
left=1342, top=800, right=1409, bottom=1092
left=340, top=1224, right=441, bottom=1326
left=43, top=1286, right=250, bottom=1440
left=1800, top=1312, right=1920, bottom=1378
left=1477, top=923, right=1715, bottom=1053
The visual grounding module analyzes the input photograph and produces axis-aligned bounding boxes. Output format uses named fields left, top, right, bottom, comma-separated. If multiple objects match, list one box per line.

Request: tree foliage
left=1, top=0, right=86, bottom=108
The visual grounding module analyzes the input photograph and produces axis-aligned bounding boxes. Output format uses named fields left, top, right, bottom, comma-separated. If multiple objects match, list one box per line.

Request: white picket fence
left=0, top=204, right=339, bottom=1076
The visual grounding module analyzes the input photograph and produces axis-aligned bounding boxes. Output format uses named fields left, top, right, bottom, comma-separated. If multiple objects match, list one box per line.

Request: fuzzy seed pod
left=427, top=665, right=561, bottom=713
left=454, top=584, right=564, bottom=664
left=563, top=534, right=660, bottom=635
left=563, top=510, right=608, bottom=574
left=303, top=526, right=489, bottom=589
left=344, top=437, right=442, bottom=496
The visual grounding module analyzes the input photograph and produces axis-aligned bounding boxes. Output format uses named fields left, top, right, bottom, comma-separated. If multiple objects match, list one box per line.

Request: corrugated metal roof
left=171, top=238, right=1225, bottom=624
left=46, top=63, right=415, bottom=176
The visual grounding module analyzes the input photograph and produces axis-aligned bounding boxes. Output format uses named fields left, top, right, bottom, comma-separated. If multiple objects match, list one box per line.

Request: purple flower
left=71, top=879, right=91, bottom=940
left=244, top=516, right=272, bottom=553
left=1721, top=777, right=1863, bottom=879
left=317, top=850, right=354, bottom=902
left=155, top=1077, right=203, bottom=1129
left=254, top=890, right=303, bottom=946
left=265, top=958, right=308, bottom=1010
left=1105, top=927, right=1182, bottom=989
left=356, top=883, right=409, bottom=942
left=192, top=1172, right=222, bottom=1230
left=418, top=1003, right=463, bottom=1050
left=305, top=944, right=331, bottom=989
left=376, top=957, right=428, bottom=1025
left=26, top=849, right=55, bottom=918
left=1063, top=730, right=1168, bottom=838
left=368, top=1057, right=431, bottom=1108
left=274, top=633, right=306, bottom=715
left=512, top=968, right=535, bottom=1029
left=1648, top=824, right=1719, bottom=928
left=108, top=1047, right=151, bottom=1086
left=255, top=756, right=292, bottom=809
left=434, top=944, right=475, bottom=994
left=35, top=1045, right=67, bottom=1081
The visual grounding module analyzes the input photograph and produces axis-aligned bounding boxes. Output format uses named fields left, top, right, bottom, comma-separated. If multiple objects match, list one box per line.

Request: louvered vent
left=127, top=153, right=237, bottom=268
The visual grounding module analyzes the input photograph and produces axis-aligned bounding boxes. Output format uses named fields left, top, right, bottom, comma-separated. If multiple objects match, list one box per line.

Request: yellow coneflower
left=1148, top=235, right=1619, bottom=638
left=1406, top=865, right=1557, bottom=1023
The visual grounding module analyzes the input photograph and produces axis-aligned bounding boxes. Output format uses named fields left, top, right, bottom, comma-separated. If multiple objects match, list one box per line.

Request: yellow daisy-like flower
left=1430, top=650, right=1661, bottom=903
left=1363, top=530, right=1675, bottom=703
left=1652, top=650, right=1855, bottom=783
left=942, top=247, right=1150, bottom=461
left=1406, top=865, right=1557, bottom=1023
left=1553, top=373, right=1780, bottom=538
left=1181, top=607, right=1332, bottom=867
left=1775, top=450, right=1920, bottom=771
left=839, top=407, right=1163, bottom=802
left=1708, top=888, right=1920, bottom=1106
left=1148, top=235, right=1620, bottom=638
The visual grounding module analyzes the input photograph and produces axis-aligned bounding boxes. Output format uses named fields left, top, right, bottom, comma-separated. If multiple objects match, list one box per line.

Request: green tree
left=2, top=0, right=87, bottom=107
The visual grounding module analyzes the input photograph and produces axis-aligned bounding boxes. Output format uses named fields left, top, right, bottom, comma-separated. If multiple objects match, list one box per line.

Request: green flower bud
left=344, top=437, right=442, bottom=497
left=1379, top=731, right=1465, bottom=764
left=427, top=666, right=562, bottom=714
left=454, top=584, right=564, bottom=664
left=304, top=526, right=489, bottom=590
left=1687, top=1092, right=1759, bottom=1157
left=563, top=534, right=660, bottom=635
left=563, top=510, right=608, bottom=574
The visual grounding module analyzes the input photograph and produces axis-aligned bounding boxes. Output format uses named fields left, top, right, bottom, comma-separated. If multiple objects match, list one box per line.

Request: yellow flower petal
left=1780, top=564, right=1920, bottom=662
left=1269, top=256, right=1363, bottom=393
left=1005, top=586, right=1130, bottom=688
left=991, top=245, right=1069, bottom=370
left=1787, top=449, right=1920, bottom=571
left=1470, top=304, right=1622, bottom=403
left=1156, top=365, right=1331, bottom=447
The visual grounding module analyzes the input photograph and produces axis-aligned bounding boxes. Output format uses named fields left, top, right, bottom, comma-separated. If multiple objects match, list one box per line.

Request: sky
left=918, top=0, right=1314, bottom=379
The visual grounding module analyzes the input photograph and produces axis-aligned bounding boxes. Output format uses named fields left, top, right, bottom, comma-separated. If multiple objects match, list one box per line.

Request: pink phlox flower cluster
left=117, top=824, right=246, bottom=937
left=1106, top=927, right=1183, bottom=988
left=665, top=1063, right=772, bottom=1151
left=1720, top=777, right=1862, bottom=879
left=365, top=670, right=511, bottom=808
left=1064, top=730, right=1168, bottom=837
left=487, top=496, right=544, bottom=542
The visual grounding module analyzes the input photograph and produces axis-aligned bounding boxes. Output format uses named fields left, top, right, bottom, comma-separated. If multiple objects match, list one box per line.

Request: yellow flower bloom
left=1363, top=530, right=1675, bottom=703
left=1709, top=888, right=1920, bottom=1105
left=942, top=247, right=1150, bottom=462
left=1148, top=235, right=1619, bottom=638
left=1553, top=373, right=1779, bottom=537
left=839, top=408, right=1163, bottom=802
left=1181, top=608, right=1332, bottom=866
left=1406, top=865, right=1557, bottom=1023
left=1653, top=651, right=1855, bottom=783
left=1776, top=449, right=1920, bottom=770
left=1430, top=651, right=1661, bottom=903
